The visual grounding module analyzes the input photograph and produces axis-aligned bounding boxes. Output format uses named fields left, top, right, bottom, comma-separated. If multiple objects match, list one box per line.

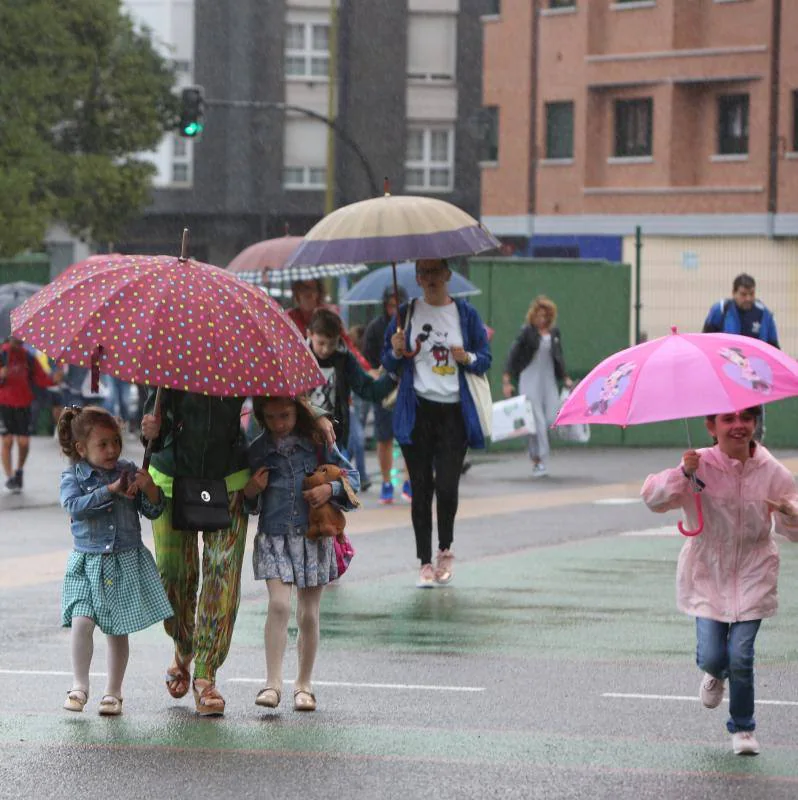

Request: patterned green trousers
left=151, top=494, right=248, bottom=682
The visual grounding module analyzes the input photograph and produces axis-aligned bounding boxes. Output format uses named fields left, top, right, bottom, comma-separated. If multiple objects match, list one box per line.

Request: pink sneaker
left=434, top=549, right=455, bottom=584
left=416, top=564, right=435, bottom=588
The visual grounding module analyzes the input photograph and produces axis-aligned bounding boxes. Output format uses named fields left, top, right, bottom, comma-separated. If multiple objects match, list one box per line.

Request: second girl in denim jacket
left=243, top=396, right=359, bottom=713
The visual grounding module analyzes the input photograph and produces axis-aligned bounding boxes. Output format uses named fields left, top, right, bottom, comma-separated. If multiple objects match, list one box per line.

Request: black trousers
left=400, top=397, right=469, bottom=565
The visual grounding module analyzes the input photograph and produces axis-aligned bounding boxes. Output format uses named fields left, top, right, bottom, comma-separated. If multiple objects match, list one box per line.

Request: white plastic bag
left=555, top=388, right=590, bottom=443
left=491, top=396, right=536, bottom=442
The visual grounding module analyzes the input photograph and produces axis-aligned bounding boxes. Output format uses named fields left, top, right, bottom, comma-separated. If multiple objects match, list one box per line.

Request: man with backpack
left=702, top=274, right=777, bottom=441
left=0, top=336, right=59, bottom=492
left=702, top=273, right=779, bottom=347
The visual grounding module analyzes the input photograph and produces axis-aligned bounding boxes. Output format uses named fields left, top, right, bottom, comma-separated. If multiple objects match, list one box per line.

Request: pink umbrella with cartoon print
left=554, top=328, right=798, bottom=535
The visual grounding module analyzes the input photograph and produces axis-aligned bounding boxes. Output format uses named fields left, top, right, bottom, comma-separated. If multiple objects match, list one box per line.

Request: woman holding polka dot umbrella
left=11, top=231, right=328, bottom=717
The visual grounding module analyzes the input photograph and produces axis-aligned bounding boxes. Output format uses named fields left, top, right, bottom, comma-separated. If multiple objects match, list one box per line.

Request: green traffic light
left=182, top=121, right=203, bottom=137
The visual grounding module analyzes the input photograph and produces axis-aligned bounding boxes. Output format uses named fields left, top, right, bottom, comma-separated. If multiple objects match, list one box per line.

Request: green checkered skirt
left=62, top=546, right=174, bottom=636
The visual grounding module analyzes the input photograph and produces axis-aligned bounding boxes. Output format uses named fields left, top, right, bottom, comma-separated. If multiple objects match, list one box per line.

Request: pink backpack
left=333, top=533, right=355, bottom=577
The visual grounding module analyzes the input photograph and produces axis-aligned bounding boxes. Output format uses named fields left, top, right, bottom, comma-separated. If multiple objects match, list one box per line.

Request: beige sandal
left=63, top=688, right=88, bottom=712
left=255, top=687, right=281, bottom=708
left=192, top=679, right=225, bottom=717
left=293, top=689, right=317, bottom=712
left=98, top=695, right=123, bottom=716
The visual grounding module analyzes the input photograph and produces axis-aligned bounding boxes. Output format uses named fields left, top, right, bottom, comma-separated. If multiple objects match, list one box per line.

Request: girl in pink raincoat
left=642, top=405, right=798, bottom=756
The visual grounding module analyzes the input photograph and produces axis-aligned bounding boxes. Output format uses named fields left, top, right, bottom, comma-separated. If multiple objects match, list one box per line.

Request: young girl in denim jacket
left=244, top=396, right=359, bottom=712
left=58, top=406, right=173, bottom=716
left=642, top=406, right=798, bottom=755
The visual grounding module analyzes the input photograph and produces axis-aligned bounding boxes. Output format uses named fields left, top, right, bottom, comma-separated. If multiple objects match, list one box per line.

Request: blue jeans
left=695, top=617, right=762, bottom=733
left=347, top=405, right=368, bottom=483
left=111, top=378, right=130, bottom=422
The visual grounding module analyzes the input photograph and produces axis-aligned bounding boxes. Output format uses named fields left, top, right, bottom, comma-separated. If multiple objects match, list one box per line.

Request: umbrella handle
left=403, top=337, right=422, bottom=359
left=141, top=386, right=163, bottom=471
left=677, top=492, right=704, bottom=537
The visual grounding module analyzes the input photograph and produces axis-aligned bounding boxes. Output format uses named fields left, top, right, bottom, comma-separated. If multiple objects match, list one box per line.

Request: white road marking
left=228, top=678, right=485, bottom=692
left=603, top=692, right=798, bottom=707
left=0, top=669, right=107, bottom=677
left=0, top=669, right=485, bottom=693
left=619, top=526, right=679, bottom=537
left=594, top=498, right=641, bottom=506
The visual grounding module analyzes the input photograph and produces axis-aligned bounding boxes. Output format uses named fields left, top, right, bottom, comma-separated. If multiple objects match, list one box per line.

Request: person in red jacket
left=286, top=279, right=371, bottom=370
left=0, top=337, right=58, bottom=492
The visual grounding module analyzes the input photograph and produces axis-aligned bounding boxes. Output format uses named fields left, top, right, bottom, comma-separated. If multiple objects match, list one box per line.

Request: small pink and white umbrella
left=555, top=328, right=798, bottom=535
left=227, top=234, right=367, bottom=287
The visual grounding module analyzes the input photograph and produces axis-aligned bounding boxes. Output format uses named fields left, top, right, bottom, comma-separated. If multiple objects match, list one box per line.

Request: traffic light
left=178, top=86, right=205, bottom=138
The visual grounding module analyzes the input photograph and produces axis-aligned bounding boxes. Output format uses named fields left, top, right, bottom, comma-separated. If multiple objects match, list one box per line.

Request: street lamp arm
left=205, top=98, right=379, bottom=197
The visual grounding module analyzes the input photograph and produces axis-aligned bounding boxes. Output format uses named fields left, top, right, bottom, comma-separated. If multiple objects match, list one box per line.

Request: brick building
left=480, top=0, right=798, bottom=351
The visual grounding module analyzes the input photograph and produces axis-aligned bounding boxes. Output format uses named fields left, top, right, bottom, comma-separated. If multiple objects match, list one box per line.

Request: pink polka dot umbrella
left=10, top=249, right=324, bottom=398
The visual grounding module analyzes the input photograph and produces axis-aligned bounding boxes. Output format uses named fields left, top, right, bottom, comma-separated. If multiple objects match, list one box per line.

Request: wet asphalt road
left=2, top=436, right=798, bottom=799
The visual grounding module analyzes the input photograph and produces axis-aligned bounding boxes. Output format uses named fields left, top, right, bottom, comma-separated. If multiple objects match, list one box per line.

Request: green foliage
left=0, top=0, right=179, bottom=256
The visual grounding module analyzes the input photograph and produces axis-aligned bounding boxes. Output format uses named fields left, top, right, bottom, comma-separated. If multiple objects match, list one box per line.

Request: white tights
left=70, top=616, right=129, bottom=698
left=264, top=580, right=323, bottom=692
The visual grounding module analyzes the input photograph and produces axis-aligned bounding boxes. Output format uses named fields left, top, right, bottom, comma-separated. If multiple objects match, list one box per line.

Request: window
left=283, top=166, right=326, bottom=189
left=407, top=13, right=457, bottom=81
left=173, top=137, right=187, bottom=158
left=549, top=0, right=576, bottom=8
left=485, top=0, right=501, bottom=13
left=614, top=98, right=653, bottom=157
left=405, top=126, right=454, bottom=192
left=285, top=21, right=329, bottom=79
left=283, top=118, right=327, bottom=189
left=717, top=94, right=749, bottom=155
left=545, top=102, right=574, bottom=159
left=793, top=90, right=798, bottom=152
left=478, top=107, right=499, bottom=162
left=171, top=163, right=190, bottom=184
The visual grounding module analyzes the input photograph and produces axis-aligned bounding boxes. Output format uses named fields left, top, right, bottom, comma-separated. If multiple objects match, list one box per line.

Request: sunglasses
left=417, top=268, right=447, bottom=278
left=717, top=412, right=757, bottom=423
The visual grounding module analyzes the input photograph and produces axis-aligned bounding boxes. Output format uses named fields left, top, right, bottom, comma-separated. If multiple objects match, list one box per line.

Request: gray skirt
left=253, top=531, right=338, bottom=588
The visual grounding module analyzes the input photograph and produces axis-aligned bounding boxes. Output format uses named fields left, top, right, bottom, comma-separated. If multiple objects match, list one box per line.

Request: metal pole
left=635, top=225, right=642, bottom=344
left=324, top=0, right=339, bottom=215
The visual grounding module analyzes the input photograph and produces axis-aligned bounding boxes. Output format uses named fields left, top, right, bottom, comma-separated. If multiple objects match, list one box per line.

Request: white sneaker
left=732, top=731, right=760, bottom=755
left=531, top=463, right=548, bottom=478
left=416, top=564, right=435, bottom=589
left=699, top=673, right=725, bottom=709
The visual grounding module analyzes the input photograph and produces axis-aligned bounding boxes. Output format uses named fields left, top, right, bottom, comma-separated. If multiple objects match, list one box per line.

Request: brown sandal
left=193, top=679, right=225, bottom=717
left=165, top=653, right=192, bottom=699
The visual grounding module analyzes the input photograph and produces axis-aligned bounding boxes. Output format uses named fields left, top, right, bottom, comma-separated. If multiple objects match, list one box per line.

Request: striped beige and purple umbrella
left=283, top=192, right=499, bottom=269
left=10, top=252, right=324, bottom=399
left=227, top=234, right=367, bottom=287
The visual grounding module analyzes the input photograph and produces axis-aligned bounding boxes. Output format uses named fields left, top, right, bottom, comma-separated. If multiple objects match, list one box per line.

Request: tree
left=0, top=0, right=178, bottom=256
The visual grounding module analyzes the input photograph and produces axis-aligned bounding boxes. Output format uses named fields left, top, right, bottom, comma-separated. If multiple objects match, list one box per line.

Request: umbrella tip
left=671, top=325, right=678, bottom=334
left=383, top=177, right=391, bottom=197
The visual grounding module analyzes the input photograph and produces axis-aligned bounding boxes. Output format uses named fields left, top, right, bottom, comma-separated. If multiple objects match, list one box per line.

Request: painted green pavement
left=227, top=534, right=798, bottom=663
left=3, top=714, right=798, bottom=781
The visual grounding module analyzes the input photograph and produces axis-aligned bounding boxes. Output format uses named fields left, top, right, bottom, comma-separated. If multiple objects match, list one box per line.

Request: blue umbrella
left=339, top=262, right=481, bottom=306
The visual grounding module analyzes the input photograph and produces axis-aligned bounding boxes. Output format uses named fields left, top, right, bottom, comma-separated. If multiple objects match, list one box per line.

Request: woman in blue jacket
left=383, top=259, right=491, bottom=588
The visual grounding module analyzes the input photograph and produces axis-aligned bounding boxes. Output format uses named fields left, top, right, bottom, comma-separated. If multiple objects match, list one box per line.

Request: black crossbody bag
left=170, top=395, right=232, bottom=533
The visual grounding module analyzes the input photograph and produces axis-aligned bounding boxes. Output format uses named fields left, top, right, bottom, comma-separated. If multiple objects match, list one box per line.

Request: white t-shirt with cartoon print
left=408, top=299, right=463, bottom=404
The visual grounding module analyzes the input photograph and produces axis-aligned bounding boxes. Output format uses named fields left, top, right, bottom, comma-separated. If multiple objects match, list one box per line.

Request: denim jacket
left=245, top=434, right=360, bottom=536
left=60, top=459, right=166, bottom=554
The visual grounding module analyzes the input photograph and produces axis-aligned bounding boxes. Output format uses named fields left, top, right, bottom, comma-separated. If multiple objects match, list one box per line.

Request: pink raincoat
left=642, top=444, right=798, bottom=622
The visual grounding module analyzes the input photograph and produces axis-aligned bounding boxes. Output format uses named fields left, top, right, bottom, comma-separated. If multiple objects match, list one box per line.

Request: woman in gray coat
left=502, top=296, right=572, bottom=477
